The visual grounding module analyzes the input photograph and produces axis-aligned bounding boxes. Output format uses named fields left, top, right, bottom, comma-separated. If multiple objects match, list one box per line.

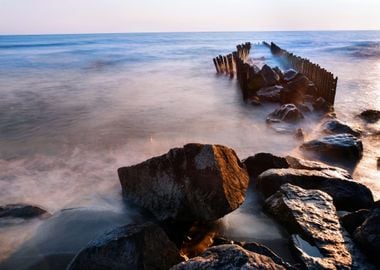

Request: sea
left=0, top=31, right=379, bottom=268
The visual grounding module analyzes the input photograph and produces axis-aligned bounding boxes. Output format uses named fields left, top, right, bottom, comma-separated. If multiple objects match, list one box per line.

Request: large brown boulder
left=118, top=144, right=249, bottom=222
left=265, top=184, right=374, bottom=269
left=170, top=244, right=287, bottom=270
left=257, top=168, right=373, bottom=211
left=68, top=222, right=183, bottom=270
left=359, top=109, right=380, bottom=123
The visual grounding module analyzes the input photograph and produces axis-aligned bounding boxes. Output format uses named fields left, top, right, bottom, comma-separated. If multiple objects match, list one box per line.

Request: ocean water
left=0, top=31, right=380, bottom=266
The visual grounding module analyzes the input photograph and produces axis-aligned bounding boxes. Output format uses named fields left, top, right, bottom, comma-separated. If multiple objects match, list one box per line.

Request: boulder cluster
left=62, top=143, right=377, bottom=269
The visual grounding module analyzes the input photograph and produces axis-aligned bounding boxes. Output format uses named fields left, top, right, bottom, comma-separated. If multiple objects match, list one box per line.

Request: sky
left=1, top=0, right=380, bottom=34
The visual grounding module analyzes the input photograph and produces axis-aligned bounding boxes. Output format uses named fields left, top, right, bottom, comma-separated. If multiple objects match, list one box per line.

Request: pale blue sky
left=1, top=0, right=380, bottom=34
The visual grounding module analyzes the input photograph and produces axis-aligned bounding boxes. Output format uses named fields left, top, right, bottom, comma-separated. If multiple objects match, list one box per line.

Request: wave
left=0, top=41, right=94, bottom=49
left=328, top=41, right=380, bottom=58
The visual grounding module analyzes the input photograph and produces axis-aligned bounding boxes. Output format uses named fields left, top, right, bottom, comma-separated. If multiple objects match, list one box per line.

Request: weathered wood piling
left=213, top=41, right=338, bottom=105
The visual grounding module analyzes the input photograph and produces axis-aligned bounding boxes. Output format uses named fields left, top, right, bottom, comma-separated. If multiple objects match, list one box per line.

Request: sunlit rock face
left=68, top=222, right=183, bottom=270
left=301, top=133, right=363, bottom=166
left=118, top=143, right=249, bottom=222
left=170, top=244, right=286, bottom=270
left=264, top=184, right=375, bottom=270
left=257, top=168, right=373, bottom=211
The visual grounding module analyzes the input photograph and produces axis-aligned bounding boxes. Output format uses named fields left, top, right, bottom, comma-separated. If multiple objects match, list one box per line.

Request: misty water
left=0, top=31, right=380, bottom=268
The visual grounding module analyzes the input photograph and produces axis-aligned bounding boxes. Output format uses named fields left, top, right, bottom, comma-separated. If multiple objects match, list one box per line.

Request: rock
left=257, top=85, right=283, bottom=103
left=312, top=97, right=332, bottom=112
left=264, top=183, right=375, bottom=269
left=266, top=104, right=304, bottom=123
left=257, top=168, right=374, bottom=211
left=294, top=128, right=304, bottom=140
left=283, top=69, right=298, bottom=82
left=0, top=204, right=48, bottom=219
left=261, top=64, right=280, bottom=86
left=281, top=74, right=317, bottom=104
left=243, top=153, right=289, bottom=178
left=359, top=109, right=380, bottom=123
left=118, top=143, right=249, bottom=222
left=247, top=95, right=261, bottom=106
left=301, top=133, right=363, bottom=165
left=273, top=67, right=284, bottom=81
left=295, top=103, right=311, bottom=113
left=247, top=73, right=266, bottom=93
left=340, top=209, right=371, bottom=234
left=68, top=222, right=183, bottom=270
left=170, top=244, right=287, bottom=270
left=377, top=157, right=380, bottom=170
left=354, top=207, right=380, bottom=267
left=322, top=119, right=361, bottom=137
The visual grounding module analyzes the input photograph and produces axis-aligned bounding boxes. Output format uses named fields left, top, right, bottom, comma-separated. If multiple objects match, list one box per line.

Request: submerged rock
left=266, top=104, right=304, bottom=123
left=170, top=244, right=287, bottom=270
left=322, top=119, right=361, bottom=137
left=68, top=222, right=183, bottom=270
left=359, top=109, right=380, bottom=123
left=243, top=153, right=289, bottom=178
left=118, top=143, right=249, bottom=222
left=354, top=207, right=380, bottom=267
left=265, top=183, right=374, bottom=269
left=0, top=204, right=48, bottom=219
left=257, top=168, right=373, bottom=211
left=301, top=133, right=363, bottom=165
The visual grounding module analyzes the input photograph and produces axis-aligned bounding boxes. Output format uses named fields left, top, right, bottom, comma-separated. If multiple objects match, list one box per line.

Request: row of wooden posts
left=213, top=41, right=338, bottom=105
left=266, top=42, right=338, bottom=105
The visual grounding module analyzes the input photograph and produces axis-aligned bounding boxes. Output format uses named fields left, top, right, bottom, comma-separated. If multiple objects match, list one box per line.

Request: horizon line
left=1, top=29, right=380, bottom=37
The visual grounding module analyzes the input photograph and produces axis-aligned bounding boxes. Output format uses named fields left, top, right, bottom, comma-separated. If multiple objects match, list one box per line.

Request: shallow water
left=0, top=31, right=380, bottom=265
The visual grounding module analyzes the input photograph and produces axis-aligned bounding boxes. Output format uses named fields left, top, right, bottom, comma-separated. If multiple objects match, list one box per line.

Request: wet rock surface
left=0, top=204, right=48, bottom=220
left=257, top=168, right=374, bottom=211
left=170, top=244, right=287, bottom=270
left=354, top=207, right=380, bottom=267
left=322, top=119, right=361, bottom=137
left=359, top=109, right=380, bottom=123
left=301, top=133, right=363, bottom=165
left=264, top=183, right=374, bottom=269
left=266, top=104, right=304, bottom=123
left=68, top=222, right=183, bottom=270
left=281, top=73, right=317, bottom=104
left=118, top=143, right=249, bottom=222
left=341, top=209, right=371, bottom=235
left=261, top=64, right=280, bottom=86
left=244, top=153, right=289, bottom=178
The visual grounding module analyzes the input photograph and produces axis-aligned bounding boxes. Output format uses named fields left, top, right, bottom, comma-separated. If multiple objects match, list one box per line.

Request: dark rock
left=266, top=104, right=304, bottom=123
left=283, top=69, right=298, bottom=82
left=359, top=109, right=380, bottom=123
left=294, top=128, right=304, bottom=140
left=377, top=157, right=380, bottom=170
left=312, top=97, right=332, bottom=112
left=68, top=222, right=183, bottom=270
left=247, top=73, right=266, bottom=93
left=281, top=74, right=317, bottom=104
left=354, top=207, right=380, bottom=267
left=170, top=244, right=287, bottom=270
left=285, top=155, right=352, bottom=179
left=341, top=209, right=371, bottom=234
left=247, top=95, right=261, bottom=106
left=0, top=204, right=48, bottom=219
left=257, top=168, right=374, bottom=211
left=118, top=143, right=249, bottom=222
left=273, top=67, right=284, bottom=81
left=243, top=153, right=289, bottom=178
left=265, top=183, right=374, bottom=269
left=257, top=85, right=283, bottom=103
left=301, top=133, right=363, bottom=165
left=261, top=64, right=280, bottom=86
left=322, top=119, right=361, bottom=137
left=295, top=103, right=311, bottom=113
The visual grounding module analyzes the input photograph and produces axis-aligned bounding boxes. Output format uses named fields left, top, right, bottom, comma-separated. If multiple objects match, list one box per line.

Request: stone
left=340, top=209, right=371, bottom=235
left=68, top=222, right=183, bottom=270
left=118, top=143, right=249, bottom=222
left=273, top=67, right=284, bottom=81
left=170, top=244, right=286, bottom=270
left=322, top=119, right=361, bottom=137
left=0, top=204, right=48, bottom=219
left=257, top=168, right=374, bottom=211
left=257, top=85, right=283, bottom=103
left=261, top=64, right=280, bottom=86
left=285, top=155, right=352, bottom=179
left=267, top=104, right=304, bottom=123
left=264, top=183, right=375, bottom=269
left=301, top=133, right=363, bottom=165
left=281, top=74, right=317, bottom=104
left=359, top=109, right=380, bottom=123
left=243, top=153, right=289, bottom=178
left=354, top=207, right=380, bottom=267
left=247, top=73, right=266, bottom=93
left=294, top=128, right=304, bottom=140
left=312, top=97, right=332, bottom=113
left=247, top=95, right=261, bottom=106
left=283, top=69, right=298, bottom=82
